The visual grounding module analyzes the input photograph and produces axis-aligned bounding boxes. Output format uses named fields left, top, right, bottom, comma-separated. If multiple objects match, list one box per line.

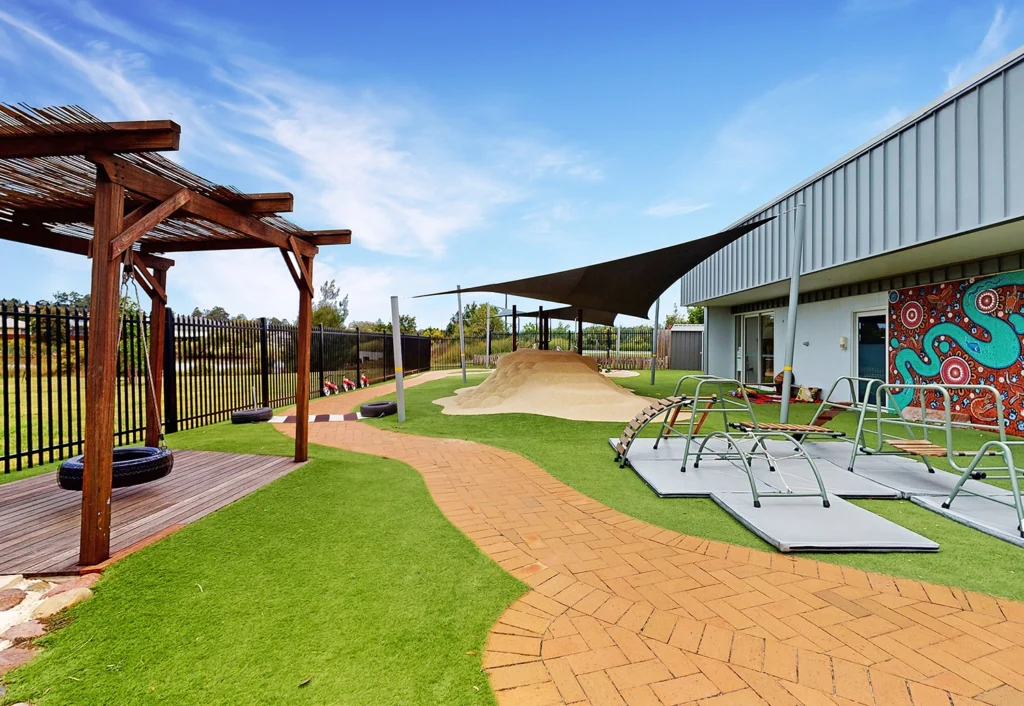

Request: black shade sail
left=514, top=306, right=618, bottom=326
left=419, top=217, right=773, bottom=318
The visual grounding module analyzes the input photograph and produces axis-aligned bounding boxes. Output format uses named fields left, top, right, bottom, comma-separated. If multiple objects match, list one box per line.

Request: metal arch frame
left=616, top=374, right=832, bottom=509
left=849, top=382, right=1024, bottom=536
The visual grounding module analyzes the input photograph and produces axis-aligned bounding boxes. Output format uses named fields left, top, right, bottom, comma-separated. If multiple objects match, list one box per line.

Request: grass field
left=364, top=371, right=1024, bottom=602
left=1, top=422, right=523, bottom=706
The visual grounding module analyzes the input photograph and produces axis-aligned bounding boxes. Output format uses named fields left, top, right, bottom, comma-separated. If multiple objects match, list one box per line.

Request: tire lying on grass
left=58, top=446, right=174, bottom=491
left=231, top=407, right=273, bottom=424
left=360, top=401, right=398, bottom=418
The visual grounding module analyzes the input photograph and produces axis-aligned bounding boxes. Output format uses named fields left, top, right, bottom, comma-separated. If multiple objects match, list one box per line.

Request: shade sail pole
left=485, top=303, right=491, bottom=368
left=780, top=204, right=807, bottom=423
left=457, top=285, right=466, bottom=383
left=390, top=295, right=406, bottom=422
left=650, top=296, right=660, bottom=385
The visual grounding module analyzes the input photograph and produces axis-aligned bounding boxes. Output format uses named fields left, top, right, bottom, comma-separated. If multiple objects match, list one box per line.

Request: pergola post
left=294, top=254, right=314, bottom=462
left=145, top=266, right=168, bottom=448
left=80, top=163, right=124, bottom=566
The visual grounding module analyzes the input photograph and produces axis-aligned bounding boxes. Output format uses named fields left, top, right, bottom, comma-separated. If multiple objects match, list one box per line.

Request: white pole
left=780, top=205, right=807, bottom=423
left=390, top=295, right=406, bottom=422
left=650, top=297, right=660, bottom=385
left=616, top=325, right=621, bottom=355
left=457, top=285, right=467, bottom=383
left=485, top=303, right=491, bottom=368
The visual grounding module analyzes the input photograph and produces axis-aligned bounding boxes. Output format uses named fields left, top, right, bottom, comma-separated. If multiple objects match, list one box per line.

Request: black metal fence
left=2, top=301, right=431, bottom=473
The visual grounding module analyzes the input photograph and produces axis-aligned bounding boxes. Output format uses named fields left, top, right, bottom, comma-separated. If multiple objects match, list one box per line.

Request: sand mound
left=434, top=349, right=655, bottom=422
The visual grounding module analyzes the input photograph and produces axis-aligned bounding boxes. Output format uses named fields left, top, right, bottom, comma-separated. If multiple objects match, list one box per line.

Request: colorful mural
left=888, top=269, right=1024, bottom=436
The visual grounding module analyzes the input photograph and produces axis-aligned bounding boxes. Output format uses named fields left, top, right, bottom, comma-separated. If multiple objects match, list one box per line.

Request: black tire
left=360, top=401, right=397, bottom=418
left=231, top=407, right=273, bottom=424
left=58, top=447, right=174, bottom=491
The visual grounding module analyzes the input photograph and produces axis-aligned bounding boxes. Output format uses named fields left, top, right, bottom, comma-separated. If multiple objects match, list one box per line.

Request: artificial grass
left=0, top=458, right=61, bottom=485
left=3, top=422, right=523, bottom=706
left=364, top=372, right=1024, bottom=602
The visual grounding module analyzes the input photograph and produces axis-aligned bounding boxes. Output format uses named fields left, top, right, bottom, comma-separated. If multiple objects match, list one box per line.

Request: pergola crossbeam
left=0, top=120, right=180, bottom=158
left=237, top=193, right=294, bottom=214
left=10, top=192, right=295, bottom=226
left=89, top=153, right=318, bottom=258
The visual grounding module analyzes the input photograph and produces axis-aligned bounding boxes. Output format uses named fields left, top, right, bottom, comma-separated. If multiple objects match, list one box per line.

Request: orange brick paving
left=278, top=373, right=1024, bottom=706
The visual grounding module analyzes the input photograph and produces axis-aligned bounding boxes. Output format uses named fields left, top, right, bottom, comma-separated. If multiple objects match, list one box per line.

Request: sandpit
left=434, top=349, right=656, bottom=422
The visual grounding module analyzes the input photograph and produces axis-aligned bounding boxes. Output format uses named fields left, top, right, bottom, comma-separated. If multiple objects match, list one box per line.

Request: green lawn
left=2, top=422, right=523, bottom=706
left=364, top=371, right=1024, bottom=602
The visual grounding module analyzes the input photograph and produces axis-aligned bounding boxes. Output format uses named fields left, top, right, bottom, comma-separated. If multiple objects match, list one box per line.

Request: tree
left=190, top=306, right=231, bottom=320
left=312, top=279, right=349, bottom=329
left=664, top=304, right=685, bottom=328
left=445, top=302, right=510, bottom=337
left=372, top=315, right=418, bottom=334
left=205, top=306, right=230, bottom=321
left=685, top=307, right=704, bottom=325
left=419, top=326, right=445, bottom=338
left=51, top=291, right=90, bottom=309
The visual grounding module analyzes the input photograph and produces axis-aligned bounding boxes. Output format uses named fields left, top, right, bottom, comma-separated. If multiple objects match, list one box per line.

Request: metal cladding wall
left=680, top=48, right=1024, bottom=306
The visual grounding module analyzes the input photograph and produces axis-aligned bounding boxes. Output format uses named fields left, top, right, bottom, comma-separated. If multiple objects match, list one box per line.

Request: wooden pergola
left=0, top=106, right=351, bottom=566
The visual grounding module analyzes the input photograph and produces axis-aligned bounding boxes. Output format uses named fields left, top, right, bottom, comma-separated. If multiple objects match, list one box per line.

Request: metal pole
left=390, top=296, right=406, bottom=422
left=538, top=306, right=544, bottom=349
left=512, top=304, right=517, bottom=351
left=576, top=308, right=583, bottom=355
left=780, top=204, right=807, bottom=423
left=650, top=296, right=660, bottom=385
left=457, top=285, right=466, bottom=383
left=485, top=304, right=491, bottom=368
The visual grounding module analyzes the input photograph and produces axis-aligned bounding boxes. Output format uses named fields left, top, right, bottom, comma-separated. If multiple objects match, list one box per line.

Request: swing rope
left=119, top=252, right=166, bottom=449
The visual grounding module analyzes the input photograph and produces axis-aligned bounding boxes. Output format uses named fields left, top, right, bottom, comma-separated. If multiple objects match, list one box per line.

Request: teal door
left=857, top=314, right=887, bottom=402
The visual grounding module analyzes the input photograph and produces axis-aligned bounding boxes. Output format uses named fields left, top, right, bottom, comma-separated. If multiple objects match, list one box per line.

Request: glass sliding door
left=760, top=313, right=775, bottom=384
left=735, top=312, right=776, bottom=386
left=734, top=316, right=743, bottom=380
left=743, top=316, right=760, bottom=384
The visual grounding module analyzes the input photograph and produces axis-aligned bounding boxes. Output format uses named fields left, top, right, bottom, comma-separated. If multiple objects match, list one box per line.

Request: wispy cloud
left=642, top=201, right=710, bottom=218
left=0, top=0, right=602, bottom=315
left=946, top=5, right=1016, bottom=89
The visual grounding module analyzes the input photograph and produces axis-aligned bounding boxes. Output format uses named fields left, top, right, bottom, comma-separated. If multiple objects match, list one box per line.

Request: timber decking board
left=0, top=450, right=303, bottom=575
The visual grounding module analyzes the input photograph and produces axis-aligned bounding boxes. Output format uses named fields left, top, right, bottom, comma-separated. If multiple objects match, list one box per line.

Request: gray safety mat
left=619, top=458, right=775, bottom=497
left=711, top=493, right=940, bottom=553
left=911, top=495, right=1024, bottom=548
left=616, top=438, right=898, bottom=499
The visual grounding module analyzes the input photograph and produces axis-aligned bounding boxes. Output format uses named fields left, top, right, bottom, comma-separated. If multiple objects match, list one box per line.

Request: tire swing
left=58, top=262, right=174, bottom=491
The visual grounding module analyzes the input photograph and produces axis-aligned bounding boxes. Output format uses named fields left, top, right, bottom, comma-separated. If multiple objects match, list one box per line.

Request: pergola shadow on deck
left=0, top=451, right=303, bottom=576
left=0, top=105, right=351, bottom=569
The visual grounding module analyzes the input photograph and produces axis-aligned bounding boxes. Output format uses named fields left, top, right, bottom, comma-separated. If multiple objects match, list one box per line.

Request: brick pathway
left=278, top=374, right=1024, bottom=706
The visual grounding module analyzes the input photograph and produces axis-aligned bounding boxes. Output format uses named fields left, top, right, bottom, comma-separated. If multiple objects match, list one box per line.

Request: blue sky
left=1, top=1, right=1022, bottom=327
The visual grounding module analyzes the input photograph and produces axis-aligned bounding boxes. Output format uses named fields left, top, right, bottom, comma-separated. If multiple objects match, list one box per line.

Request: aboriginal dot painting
left=888, top=270, right=1024, bottom=436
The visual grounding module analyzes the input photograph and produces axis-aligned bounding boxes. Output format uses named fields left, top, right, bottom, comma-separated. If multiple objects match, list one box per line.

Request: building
left=680, top=46, right=1024, bottom=427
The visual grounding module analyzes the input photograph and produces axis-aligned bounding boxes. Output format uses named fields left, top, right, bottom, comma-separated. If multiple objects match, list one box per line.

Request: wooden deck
left=0, top=450, right=304, bottom=575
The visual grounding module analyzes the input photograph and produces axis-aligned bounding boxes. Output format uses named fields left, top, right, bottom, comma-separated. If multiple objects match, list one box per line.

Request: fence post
left=259, top=317, right=270, bottom=408
left=162, top=308, right=178, bottom=434
left=355, top=327, right=361, bottom=383
left=606, top=327, right=611, bottom=360
left=317, top=323, right=325, bottom=394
